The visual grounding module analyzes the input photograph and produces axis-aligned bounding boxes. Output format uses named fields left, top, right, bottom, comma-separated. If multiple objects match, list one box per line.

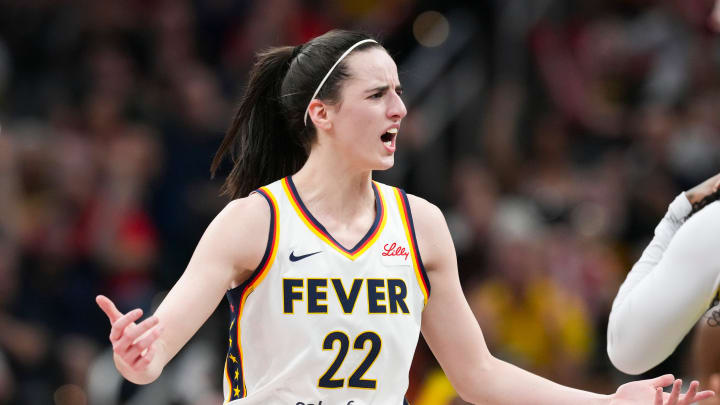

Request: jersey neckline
left=281, top=176, right=387, bottom=260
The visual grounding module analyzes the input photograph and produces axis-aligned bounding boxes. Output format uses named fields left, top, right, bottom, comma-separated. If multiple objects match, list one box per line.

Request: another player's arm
left=607, top=172, right=720, bottom=374
left=96, top=193, right=270, bottom=384
left=408, top=195, right=711, bottom=405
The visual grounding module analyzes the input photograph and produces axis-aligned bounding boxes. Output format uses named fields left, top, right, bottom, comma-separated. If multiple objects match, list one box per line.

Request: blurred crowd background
left=1, top=0, right=720, bottom=404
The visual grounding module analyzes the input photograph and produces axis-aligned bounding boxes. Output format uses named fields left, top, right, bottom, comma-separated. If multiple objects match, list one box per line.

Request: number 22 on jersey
left=319, top=331, right=381, bottom=389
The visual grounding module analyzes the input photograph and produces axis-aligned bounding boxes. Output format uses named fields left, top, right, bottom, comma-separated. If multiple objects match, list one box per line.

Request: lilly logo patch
left=381, top=242, right=411, bottom=266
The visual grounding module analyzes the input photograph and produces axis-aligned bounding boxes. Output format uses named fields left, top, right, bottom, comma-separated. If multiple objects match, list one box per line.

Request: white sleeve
left=611, top=193, right=692, bottom=311
left=608, top=194, right=720, bottom=375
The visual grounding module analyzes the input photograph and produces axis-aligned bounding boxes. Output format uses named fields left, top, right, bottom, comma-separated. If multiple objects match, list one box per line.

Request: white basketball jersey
left=221, top=177, right=430, bottom=405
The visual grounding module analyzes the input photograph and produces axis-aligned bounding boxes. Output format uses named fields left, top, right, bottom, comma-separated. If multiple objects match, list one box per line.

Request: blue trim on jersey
left=398, top=189, right=431, bottom=296
left=224, top=303, right=242, bottom=401
left=226, top=188, right=276, bottom=295
left=224, top=187, right=278, bottom=400
left=286, top=175, right=383, bottom=253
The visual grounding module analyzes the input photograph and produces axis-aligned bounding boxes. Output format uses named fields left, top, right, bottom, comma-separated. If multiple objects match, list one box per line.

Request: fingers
left=111, top=314, right=163, bottom=371
left=692, top=390, right=715, bottom=403
left=662, top=379, right=716, bottom=405
left=109, top=309, right=143, bottom=343
left=122, top=325, right=163, bottom=364
left=684, top=379, right=716, bottom=404
left=99, top=296, right=161, bottom=372
left=96, top=295, right=123, bottom=323
left=666, top=379, right=681, bottom=405
left=683, top=380, right=698, bottom=403
left=651, top=374, right=676, bottom=388
left=655, top=387, right=663, bottom=405
left=132, top=345, right=156, bottom=369
left=678, top=381, right=716, bottom=405
left=114, top=315, right=158, bottom=353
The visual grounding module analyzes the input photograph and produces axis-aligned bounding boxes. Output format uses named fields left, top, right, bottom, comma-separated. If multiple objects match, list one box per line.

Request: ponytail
left=211, top=30, right=382, bottom=199
left=211, top=46, right=308, bottom=198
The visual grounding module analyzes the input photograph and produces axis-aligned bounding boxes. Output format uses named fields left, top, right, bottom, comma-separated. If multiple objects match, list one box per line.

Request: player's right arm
left=96, top=193, right=270, bottom=384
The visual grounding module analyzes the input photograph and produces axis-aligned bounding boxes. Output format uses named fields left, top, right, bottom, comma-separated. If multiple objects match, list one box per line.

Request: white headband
left=303, top=39, right=378, bottom=126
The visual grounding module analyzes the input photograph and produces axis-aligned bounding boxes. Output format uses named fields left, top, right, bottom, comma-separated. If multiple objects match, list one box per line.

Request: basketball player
left=97, top=30, right=711, bottom=404
left=608, top=172, right=720, bottom=376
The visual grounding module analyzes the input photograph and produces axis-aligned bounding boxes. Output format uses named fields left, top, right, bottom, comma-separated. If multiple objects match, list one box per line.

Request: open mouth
left=381, top=127, right=398, bottom=148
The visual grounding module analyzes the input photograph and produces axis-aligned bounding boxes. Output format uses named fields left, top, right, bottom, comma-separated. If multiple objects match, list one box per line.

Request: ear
left=307, top=99, right=332, bottom=131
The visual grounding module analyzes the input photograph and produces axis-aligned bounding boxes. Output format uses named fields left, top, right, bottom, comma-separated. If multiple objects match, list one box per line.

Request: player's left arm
left=407, top=194, right=711, bottom=405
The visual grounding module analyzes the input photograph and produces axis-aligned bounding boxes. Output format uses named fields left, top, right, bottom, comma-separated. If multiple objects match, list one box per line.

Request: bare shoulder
left=405, top=193, right=441, bottom=216
left=218, top=192, right=271, bottom=227
left=201, top=192, right=271, bottom=275
left=406, top=194, right=446, bottom=232
left=405, top=194, right=455, bottom=272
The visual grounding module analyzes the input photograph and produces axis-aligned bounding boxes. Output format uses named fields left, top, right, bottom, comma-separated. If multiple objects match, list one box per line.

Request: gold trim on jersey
left=281, top=177, right=387, bottom=261
left=394, top=188, right=430, bottom=307
left=234, top=186, right=280, bottom=399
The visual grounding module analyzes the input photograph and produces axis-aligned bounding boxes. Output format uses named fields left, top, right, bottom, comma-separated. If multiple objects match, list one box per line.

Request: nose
left=387, top=91, right=407, bottom=121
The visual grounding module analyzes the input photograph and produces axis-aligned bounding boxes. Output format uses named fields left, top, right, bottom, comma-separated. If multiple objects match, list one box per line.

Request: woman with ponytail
left=95, top=29, right=710, bottom=404
left=608, top=172, right=720, bottom=378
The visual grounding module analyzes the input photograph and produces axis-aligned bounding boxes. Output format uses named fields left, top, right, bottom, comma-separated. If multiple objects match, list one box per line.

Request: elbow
left=452, top=355, right=496, bottom=403
left=455, top=379, right=484, bottom=403
left=606, top=326, right=656, bottom=375
left=607, top=343, right=649, bottom=375
left=456, top=390, right=474, bottom=404
left=454, top=380, right=479, bottom=403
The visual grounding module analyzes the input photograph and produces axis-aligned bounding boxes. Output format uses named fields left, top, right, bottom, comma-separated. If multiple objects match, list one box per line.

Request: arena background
left=1, top=0, right=719, bottom=404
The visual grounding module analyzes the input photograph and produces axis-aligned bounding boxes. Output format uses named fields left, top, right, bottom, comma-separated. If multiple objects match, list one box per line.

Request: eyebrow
left=364, top=84, right=403, bottom=94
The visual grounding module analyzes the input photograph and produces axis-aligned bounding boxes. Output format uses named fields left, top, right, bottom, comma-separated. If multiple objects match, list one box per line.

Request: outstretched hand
left=611, top=374, right=714, bottom=405
left=96, top=295, right=163, bottom=373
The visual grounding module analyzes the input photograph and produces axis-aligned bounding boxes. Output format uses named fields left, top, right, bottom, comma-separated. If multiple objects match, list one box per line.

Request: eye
left=369, top=92, right=384, bottom=99
left=395, top=88, right=403, bottom=96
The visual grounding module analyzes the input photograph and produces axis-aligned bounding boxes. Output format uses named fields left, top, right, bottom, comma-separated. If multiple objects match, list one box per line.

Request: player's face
left=327, top=48, right=406, bottom=171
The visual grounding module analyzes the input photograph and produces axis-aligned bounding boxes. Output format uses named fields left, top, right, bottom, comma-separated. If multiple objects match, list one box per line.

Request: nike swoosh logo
left=289, top=251, right=321, bottom=262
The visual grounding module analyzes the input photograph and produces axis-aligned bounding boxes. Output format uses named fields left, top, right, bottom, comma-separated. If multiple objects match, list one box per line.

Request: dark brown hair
left=211, top=30, right=383, bottom=198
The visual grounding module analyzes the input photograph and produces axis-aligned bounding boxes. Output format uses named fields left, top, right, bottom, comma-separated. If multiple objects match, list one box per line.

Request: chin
left=374, top=156, right=395, bottom=171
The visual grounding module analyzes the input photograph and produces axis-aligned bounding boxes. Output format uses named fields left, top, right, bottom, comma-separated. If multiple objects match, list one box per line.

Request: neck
left=292, top=144, right=375, bottom=221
